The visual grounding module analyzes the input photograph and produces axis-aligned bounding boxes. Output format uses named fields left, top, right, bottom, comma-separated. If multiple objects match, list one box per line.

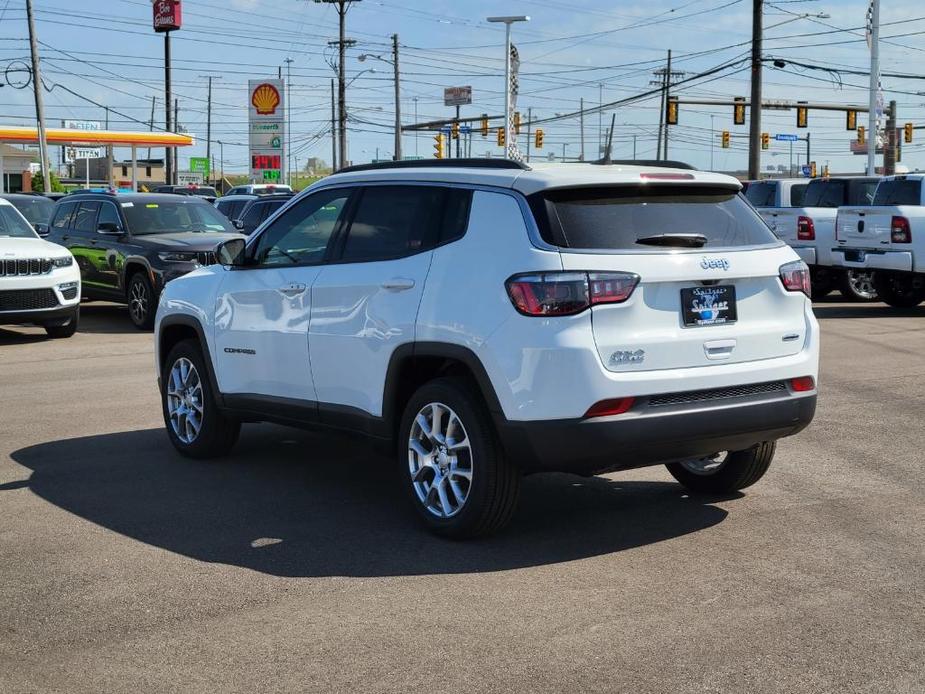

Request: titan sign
left=153, top=0, right=182, bottom=33
left=248, top=79, right=285, bottom=182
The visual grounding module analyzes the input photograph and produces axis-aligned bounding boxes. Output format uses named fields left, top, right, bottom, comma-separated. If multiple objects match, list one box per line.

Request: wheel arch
left=158, top=314, right=222, bottom=403
left=123, top=256, right=154, bottom=295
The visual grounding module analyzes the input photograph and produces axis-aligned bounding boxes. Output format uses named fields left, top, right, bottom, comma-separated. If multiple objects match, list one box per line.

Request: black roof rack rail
left=336, top=158, right=530, bottom=174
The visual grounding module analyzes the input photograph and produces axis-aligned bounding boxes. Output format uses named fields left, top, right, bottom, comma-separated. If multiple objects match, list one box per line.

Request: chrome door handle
left=381, top=277, right=415, bottom=291
left=279, top=282, right=306, bottom=296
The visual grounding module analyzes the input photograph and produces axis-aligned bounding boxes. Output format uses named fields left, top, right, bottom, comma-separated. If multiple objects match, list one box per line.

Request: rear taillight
left=506, top=271, right=639, bottom=317
left=779, top=260, right=811, bottom=298
left=790, top=376, right=816, bottom=392
left=585, top=397, right=636, bottom=418
left=891, top=216, right=911, bottom=243
left=797, top=215, right=815, bottom=241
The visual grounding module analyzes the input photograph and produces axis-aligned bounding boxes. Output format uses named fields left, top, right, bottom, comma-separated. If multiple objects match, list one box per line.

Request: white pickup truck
left=832, top=175, right=925, bottom=308
left=759, top=177, right=880, bottom=301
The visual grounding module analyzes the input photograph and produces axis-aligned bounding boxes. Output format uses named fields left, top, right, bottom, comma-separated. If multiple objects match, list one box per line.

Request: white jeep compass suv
left=155, top=160, right=819, bottom=538
left=0, top=197, right=80, bottom=338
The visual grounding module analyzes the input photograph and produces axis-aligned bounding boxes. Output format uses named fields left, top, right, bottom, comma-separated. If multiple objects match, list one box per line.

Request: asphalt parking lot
left=1, top=301, right=923, bottom=693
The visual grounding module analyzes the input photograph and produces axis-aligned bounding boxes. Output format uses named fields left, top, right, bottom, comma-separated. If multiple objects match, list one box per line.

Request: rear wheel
left=873, top=273, right=925, bottom=308
left=128, top=272, right=156, bottom=330
left=44, top=307, right=79, bottom=339
left=839, top=270, right=878, bottom=302
left=809, top=268, right=835, bottom=301
left=666, top=442, right=776, bottom=494
left=398, top=378, right=520, bottom=538
left=161, top=339, right=240, bottom=458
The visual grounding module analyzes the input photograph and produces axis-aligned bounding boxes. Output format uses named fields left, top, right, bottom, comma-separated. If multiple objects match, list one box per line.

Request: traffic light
left=497, top=128, right=506, bottom=147
left=451, top=121, right=460, bottom=140
left=761, top=132, right=770, bottom=150
left=857, top=126, right=866, bottom=146
left=513, top=111, right=521, bottom=135
left=797, top=103, right=808, bottom=128
left=846, top=110, right=857, bottom=131
left=733, top=97, right=746, bottom=126
left=822, top=164, right=830, bottom=178
left=433, top=133, right=445, bottom=159
left=905, top=122, right=914, bottom=144
left=481, top=113, right=489, bottom=137
left=721, top=130, right=730, bottom=149
left=810, top=161, right=817, bottom=178
left=666, top=98, right=678, bottom=126
left=534, top=128, right=544, bottom=149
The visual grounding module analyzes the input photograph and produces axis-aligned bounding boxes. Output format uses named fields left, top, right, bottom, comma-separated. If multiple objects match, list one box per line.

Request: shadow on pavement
left=11, top=425, right=731, bottom=577
left=76, top=303, right=137, bottom=335
left=813, top=303, right=922, bottom=320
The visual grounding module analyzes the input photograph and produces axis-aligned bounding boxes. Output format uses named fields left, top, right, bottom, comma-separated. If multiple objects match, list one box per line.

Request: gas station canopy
left=0, top=126, right=193, bottom=148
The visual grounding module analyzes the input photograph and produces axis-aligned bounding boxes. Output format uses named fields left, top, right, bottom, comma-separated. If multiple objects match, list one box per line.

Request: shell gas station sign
left=248, top=79, right=284, bottom=182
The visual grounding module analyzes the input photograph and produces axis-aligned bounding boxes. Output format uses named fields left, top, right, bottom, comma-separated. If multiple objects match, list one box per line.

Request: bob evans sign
left=153, top=0, right=182, bottom=33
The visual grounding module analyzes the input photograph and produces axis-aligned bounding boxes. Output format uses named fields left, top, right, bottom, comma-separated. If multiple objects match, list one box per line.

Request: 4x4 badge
left=701, top=257, right=730, bottom=271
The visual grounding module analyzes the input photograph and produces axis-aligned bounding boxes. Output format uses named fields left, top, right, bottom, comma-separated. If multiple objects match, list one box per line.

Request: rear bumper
left=498, top=390, right=816, bottom=475
left=831, top=247, right=914, bottom=273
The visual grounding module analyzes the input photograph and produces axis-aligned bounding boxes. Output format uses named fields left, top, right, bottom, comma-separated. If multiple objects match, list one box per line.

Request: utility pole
left=392, top=34, right=402, bottom=161
left=598, top=83, right=603, bottom=156
left=579, top=98, right=585, bottom=161
left=164, top=29, right=173, bottom=186
left=526, top=106, right=532, bottom=163
left=664, top=50, right=673, bottom=159
left=199, top=75, right=221, bottom=185
left=317, top=0, right=361, bottom=170
left=650, top=53, right=683, bottom=161
left=285, top=58, right=293, bottom=185
left=147, top=96, right=156, bottom=162
left=413, top=96, right=419, bottom=157
left=105, top=106, right=113, bottom=189
left=884, top=99, right=897, bottom=175
left=748, top=0, right=763, bottom=180
left=330, top=78, right=337, bottom=171
left=174, top=98, right=179, bottom=180
left=867, top=0, right=880, bottom=175
left=26, top=0, right=50, bottom=192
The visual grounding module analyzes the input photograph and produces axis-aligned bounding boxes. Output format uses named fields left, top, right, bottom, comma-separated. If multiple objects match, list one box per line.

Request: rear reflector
left=790, top=376, right=816, bottom=392
left=585, top=397, right=636, bottom=418
left=797, top=216, right=815, bottom=241
left=891, top=216, right=912, bottom=243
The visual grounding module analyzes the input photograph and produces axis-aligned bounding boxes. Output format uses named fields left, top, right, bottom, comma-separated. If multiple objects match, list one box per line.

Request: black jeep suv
left=46, top=193, right=243, bottom=330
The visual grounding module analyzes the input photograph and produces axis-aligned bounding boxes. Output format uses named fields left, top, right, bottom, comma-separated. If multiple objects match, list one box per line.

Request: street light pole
left=487, top=15, right=529, bottom=160
left=25, top=0, right=50, bottom=192
left=867, top=0, right=880, bottom=175
left=285, top=57, right=293, bottom=185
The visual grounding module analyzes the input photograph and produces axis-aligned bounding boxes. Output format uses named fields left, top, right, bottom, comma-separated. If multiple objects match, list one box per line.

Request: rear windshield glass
left=122, top=200, right=235, bottom=235
left=744, top=182, right=775, bottom=207
left=803, top=180, right=846, bottom=208
left=532, top=185, right=778, bottom=251
left=8, top=196, right=54, bottom=225
left=873, top=180, right=921, bottom=206
left=849, top=180, right=878, bottom=206
left=789, top=184, right=808, bottom=207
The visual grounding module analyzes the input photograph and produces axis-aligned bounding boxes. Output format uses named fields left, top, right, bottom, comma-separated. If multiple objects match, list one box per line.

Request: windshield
left=0, top=205, right=39, bottom=238
left=532, top=185, right=778, bottom=250
left=121, top=200, right=236, bottom=235
left=8, top=196, right=54, bottom=226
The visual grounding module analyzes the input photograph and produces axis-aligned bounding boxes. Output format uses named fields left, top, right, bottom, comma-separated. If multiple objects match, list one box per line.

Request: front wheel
left=839, top=270, right=878, bottom=302
left=398, top=378, right=520, bottom=539
left=666, top=442, right=776, bottom=494
left=873, top=273, right=925, bottom=308
left=44, top=307, right=79, bottom=339
left=127, top=272, right=156, bottom=330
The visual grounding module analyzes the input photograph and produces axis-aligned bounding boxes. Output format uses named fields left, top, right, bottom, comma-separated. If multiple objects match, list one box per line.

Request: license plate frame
left=681, top=285, right=738, bottom=327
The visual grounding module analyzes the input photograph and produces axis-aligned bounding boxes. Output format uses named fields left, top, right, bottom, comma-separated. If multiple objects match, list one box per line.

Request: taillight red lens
left=506, top=272, right=639, bottom=316
left=797, top=216, right=815, bottom=241
left=891, top=216, right=911, bottom=243
left=585, top=397, right=636, bottom=418
left=790, top=376, right=816, bottom=392
left=779, top=260, right=811, bottom=297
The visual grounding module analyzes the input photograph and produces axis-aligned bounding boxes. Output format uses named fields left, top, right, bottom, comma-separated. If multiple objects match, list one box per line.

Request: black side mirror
left=34, top=223, right=49, bottom=237
left=98, top=221, right=123, bottom=235
left=233, top=219, right=245, bottom=230
left=216, top=237, right=247, bottom=267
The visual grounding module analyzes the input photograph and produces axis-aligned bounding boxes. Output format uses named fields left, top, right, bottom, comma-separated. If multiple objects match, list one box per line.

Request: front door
left=213, top=187, right=353, bottom=401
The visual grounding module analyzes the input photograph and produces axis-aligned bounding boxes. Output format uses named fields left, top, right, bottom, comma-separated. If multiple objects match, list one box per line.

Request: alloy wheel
left=846, top=271, right=877, bottom=300
left=130, top=278, right=149, bottom=325
left=408, top=402, right=473, bottom=518
left=166, top=357, right=204, bottom=444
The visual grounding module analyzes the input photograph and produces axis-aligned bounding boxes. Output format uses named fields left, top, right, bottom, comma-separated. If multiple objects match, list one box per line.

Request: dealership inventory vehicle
left=155, top=160, right=818, bottom=538
left=154, top=185, right=218, bottom=204
left=231, top=193, right=294, bottom=235
left=0, top=197, right=80, bottom=338
left=744, top=178, right=809, bottom=214
left=832, top=174, right=925, bottom=307
left=47, top=192, right=243, bottom=330
left=0, top=193, right=55, bottom=236
left=764, top=177, right=880, bottom=300
left=224, top=183, right=293, bottom=197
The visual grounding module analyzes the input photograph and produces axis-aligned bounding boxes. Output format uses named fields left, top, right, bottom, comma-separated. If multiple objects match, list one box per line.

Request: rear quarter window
left=873, top=179, right=922, bottom=206
left=530, top=185, right=779, bottom=251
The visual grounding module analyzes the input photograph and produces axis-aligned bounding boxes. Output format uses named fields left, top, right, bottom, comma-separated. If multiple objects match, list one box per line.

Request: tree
left=31, top=170, right=65, bottom=193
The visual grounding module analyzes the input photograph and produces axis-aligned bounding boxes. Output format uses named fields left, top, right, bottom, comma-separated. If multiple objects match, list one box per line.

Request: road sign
left=62, top=120, right=103, bottom=162
left=775, top=134, right=799, bottom=142
left=189, top=157, right=210, bottom=175
left=444, top=86, right=472, bottom=107
left=460, top=125, right=472, bottom=134
left=801, top=165, right=812, bottom=177
left=177, top=171, right=203, bottom=185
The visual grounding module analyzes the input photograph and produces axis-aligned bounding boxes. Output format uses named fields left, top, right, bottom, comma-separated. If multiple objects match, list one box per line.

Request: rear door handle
left=279, top=282, right=307, bottom=296
left=381, top=277, right=415, bottom=291
left=704, top=339, right=737, bottom=360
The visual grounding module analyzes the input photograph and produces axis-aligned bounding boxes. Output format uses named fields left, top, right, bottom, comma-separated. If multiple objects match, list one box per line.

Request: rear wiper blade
left=635, top=233, right=708, bottom=248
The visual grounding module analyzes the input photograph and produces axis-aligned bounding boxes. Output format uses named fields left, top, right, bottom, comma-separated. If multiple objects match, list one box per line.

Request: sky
left=0, top=0, right=923, bottom=176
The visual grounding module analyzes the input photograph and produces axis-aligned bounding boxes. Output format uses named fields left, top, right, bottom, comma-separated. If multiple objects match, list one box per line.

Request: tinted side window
left=73, top=202, right=101, bottom=232
left=98, top=203, right=121, bottom=229
left=873, top=180, right=922, bottom=206
left=439, top=189, right=474, bottom=245
left=340, top=186, right=445, bottom=262
left=241, top=202, right=265, bottom=227
left=52, top=201, right=77, bottom=228
left=252, top=189, right=351, bottom=266
left=744, top=182, right=775, bottom=207
left=789, top=184, right=808, bottom=207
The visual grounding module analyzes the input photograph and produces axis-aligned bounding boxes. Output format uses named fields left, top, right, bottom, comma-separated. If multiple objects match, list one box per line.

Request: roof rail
left=597, top=159, right=698, bottom=171
left=336, top=158, right=530, bottom=174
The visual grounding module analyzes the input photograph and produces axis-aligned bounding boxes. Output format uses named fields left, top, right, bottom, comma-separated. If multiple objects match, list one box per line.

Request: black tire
left=398, top=377, right=520, bottom=539
left=873, top=273, right=925, bottom=308
left=665, top=442, right=776, bottom=495
left=127, top=271, right=156, bottom=331
left=809, top=267, right=835, bottom=301
left=44, top=307, right=79, bottom=339
left=161, top=339, right=240, bottom=459
left=839, top=270, right=878, bottom=302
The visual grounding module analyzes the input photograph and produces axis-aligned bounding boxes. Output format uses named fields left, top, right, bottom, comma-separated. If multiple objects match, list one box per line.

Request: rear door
left=539, top=184, right=808, bottom=372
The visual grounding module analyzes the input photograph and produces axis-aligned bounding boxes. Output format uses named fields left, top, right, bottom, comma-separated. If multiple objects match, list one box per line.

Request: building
left=0, top=144, right=38, bottom=192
